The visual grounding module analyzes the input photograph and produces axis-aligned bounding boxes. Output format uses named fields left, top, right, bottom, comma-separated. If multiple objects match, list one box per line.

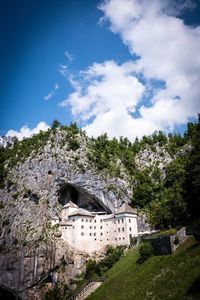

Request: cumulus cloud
left=98, top=0, right=200, bottom=136
left=6, top=122, right=50, bottom=141
left=59, top=0, right=200, bottom=140
left=59, top=60, right=146, bottom=139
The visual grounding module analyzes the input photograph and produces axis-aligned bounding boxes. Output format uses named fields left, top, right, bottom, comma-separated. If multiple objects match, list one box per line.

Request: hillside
left=87, top=237, right=200, bottom=300
left=0, top=118, right=199, bottom=299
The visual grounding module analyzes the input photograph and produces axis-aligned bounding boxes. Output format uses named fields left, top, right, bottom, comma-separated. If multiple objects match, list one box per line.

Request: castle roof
left=115, top=203, right=137, bottom=215
left=69, top=208, right=94, bottom=217
left=63, top=201, right=78, bottom=209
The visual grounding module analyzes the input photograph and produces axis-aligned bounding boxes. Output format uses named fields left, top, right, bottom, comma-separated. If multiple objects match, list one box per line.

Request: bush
left=138, top=242, right=154, bottom=263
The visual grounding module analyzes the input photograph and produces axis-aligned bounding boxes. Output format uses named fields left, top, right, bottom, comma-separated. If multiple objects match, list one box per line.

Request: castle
left=51, top=201, right=138, bottom=253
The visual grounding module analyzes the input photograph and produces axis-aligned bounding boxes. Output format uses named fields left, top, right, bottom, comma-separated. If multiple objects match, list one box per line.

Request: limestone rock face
left=135, top=144, right=172, bottom=176
left=0, top=129, right=131, bottom=299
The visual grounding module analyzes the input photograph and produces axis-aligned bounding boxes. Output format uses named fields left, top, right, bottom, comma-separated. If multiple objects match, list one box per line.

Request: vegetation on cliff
left=0, top=116, right=200, bottom=231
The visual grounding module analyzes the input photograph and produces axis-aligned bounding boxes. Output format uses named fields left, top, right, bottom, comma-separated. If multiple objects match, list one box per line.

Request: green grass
left=87, top=238, right=200, bottom=300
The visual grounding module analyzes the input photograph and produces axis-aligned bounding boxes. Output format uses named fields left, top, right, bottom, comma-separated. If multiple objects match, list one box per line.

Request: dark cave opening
left=58, top=183, right=109, bottom=213
left=58, top=184, right=79, bottom=206
left=0, top=287, right=20, bottom=300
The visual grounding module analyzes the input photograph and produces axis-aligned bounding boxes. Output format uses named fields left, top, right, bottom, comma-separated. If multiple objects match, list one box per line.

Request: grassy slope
left=87, top=238, right=200, bottom=300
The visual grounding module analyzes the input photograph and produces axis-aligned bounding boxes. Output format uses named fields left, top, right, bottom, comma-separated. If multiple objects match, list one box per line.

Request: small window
left=115, top=238, right=117, bottom=240
left=123, top=237, right=125, bottom=240
left=118, top=219, right=120, bottom=224
left=129, top=219, right=131, bottom=223
left=90, top=220, right=92, bottom=223
left=72, top=226, right=75, bottom=229
left=100, top=226, right=103, bottom=229
left=89, top=233, right=92, bottom=236
left=118, top=228, right=120, bottom=232
left=81, top=219, right=84, bottom=222
left=72, top=219, right=75, bottom=222
left=100, top=220, right=103, bottom=223
left=122, top=227, right=125, bottom=232
left=81, top=232, right=84, bottom=236
left=81, top=225, right=84, bottom=229
left=129, top=227, right=131, bottom=231
left=107, top=239, right=109, bottom=241
left=101, top=232, right=103, bottom=236
left=122, top=219, right=124, bottom=223
left=119, top=237, right=121, bottom=240
left=95, top=238, right=97, bottom=241
left=89, top=226, right=92, bottom=229
left=86, top=219, right=88, bottom=222
left=94, top=233, right=96, bottom=236
left=94, top=226, right=96, bottom=229
left=106, top=223, right=108, bottom=226
left=94, top=220, right=96, bottom=223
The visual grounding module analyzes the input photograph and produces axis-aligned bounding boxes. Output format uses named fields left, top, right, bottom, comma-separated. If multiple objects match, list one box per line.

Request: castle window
left=94, top=226, right=96, bottom=229
left=81, top=232, right=84, bottom=236
left=86, top=219, right=88, bottom=222
left=94, top=220, right=96, bottom=223
left=100, top=226, right=103, bottom=229
left=89, top=226, right=92, bottom=229
left=94, top=238, right=96, bottom=241
left=72, top=226, right=75, bottom=229
left=122, top=219, right=124, bottom=223
left=119, top=237, right=121, bottom=240
left=72, top=219, right=75, bottom=222
left=101, top=232, right=103, bottom=236
left=81, top=219, right=84, bottom=222
left=122, top=227, right=124, bottom=232
left=100, top=220, right=103, bottom=223
left=118, top=219, right=120, bottom=224
left=118, top=228, right=120, bottom=232
left=94, top=233, right=96, bottom=236
left=107, top=239, right=109, bottom=241
left=81, top=225, right=84, bottom=229
left=89, top=233, right=92, bottom=236
left=129, top=227, right=131, bottom=231
left=90, top=220, right=92, bottom=223
left=129, top=219, right=131, bottom=223
left=123, top=237, right=125, bottom=240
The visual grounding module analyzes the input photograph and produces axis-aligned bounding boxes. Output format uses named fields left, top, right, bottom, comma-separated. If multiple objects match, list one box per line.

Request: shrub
left=138, top=242, right=154, bottom=263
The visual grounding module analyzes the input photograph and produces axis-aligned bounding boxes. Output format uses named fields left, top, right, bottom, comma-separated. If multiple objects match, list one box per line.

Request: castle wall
left=59, top=206, right=138, bottom=253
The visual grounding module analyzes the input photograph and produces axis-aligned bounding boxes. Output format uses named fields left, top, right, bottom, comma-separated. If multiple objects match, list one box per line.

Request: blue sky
left=1, top=0, right=200, bottom=140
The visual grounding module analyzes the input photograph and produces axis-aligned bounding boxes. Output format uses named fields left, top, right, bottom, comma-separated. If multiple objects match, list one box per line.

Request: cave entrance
left=58, top=183, right=79, bottom=206
left=0, top=287, right=20, bottom=300
left=58, top=183, right=109, bottom=213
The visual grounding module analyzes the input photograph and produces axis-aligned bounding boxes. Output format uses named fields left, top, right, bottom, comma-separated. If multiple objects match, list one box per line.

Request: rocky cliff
left=0, top=126, right=185, bottom=299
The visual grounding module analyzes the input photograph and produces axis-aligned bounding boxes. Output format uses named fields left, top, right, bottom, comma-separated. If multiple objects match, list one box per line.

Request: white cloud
left=6, top=122, right=50, bottom=141
left=64, top=50, right=74, bottom=63
left=44, top=83, right=59, bottom=101
left=98, top=0, right=200, bottom=136
left=59, top=60, right=146, bottom=138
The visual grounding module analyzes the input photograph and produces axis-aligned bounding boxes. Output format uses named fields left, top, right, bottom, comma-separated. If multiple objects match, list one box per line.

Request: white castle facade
left=52, top=201, right=138, bottom=253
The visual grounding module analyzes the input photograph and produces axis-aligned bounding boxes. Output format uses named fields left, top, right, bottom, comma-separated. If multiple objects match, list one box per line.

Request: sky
left=1, top=0, right=200, bottom=141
